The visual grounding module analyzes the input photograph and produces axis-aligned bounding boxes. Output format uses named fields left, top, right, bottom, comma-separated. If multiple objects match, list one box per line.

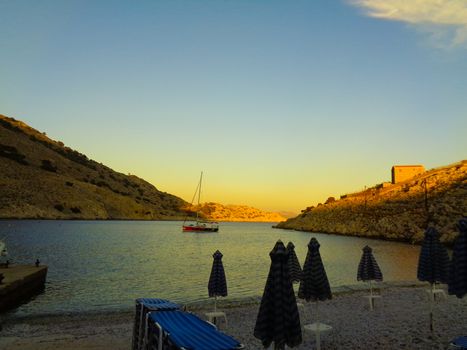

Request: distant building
left=391, top=165, right=425, bottom=184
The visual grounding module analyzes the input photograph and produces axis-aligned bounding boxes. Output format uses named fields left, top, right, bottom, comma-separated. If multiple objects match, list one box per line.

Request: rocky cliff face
left=276, top=161, right=467, bottom=244
left=188, top=202, right=286, bottom=222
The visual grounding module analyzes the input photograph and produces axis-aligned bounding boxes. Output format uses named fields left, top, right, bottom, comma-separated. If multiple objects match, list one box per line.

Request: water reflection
left=0, top=220, right=420, bottom=316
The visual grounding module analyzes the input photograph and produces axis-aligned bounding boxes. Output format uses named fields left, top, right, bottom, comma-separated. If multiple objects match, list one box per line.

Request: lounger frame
left=132, top=298, right=179, bottom=350
left=145, top=311, right=244, bottom=350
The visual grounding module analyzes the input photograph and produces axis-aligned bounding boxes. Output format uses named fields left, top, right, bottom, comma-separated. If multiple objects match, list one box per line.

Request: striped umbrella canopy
left=254, top=240, right=302, bottom=349
left=448, top=218, right=467, bottom=298
left=286, top=242, right=302, bottom=283
left=417, top=227, right=450, bottom=332
left=298, top=237, right=332, bottom=302
left=208, top=250, right=227, bottom=297
left=357, top=245, right=383, bottom=282
left=417, top=227, right=450, bottom=284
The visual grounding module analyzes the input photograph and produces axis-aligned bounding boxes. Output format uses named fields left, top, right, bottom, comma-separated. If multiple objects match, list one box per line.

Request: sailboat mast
left=196, top=171, right=203, bottom=222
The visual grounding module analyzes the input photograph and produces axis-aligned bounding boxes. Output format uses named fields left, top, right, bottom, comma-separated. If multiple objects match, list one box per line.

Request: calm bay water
left=0, top=220, right=420, bottom=317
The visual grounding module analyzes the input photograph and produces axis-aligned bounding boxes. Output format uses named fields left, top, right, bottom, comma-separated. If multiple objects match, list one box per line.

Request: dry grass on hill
left=277, top=160, right=467, bottom=244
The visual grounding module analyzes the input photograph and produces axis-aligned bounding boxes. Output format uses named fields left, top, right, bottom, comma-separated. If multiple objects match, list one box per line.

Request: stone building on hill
left=391, top=165, right=425, bottom=184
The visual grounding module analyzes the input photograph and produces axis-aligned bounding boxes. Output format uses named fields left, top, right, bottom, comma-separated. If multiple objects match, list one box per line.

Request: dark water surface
left=0, top=220, right=420, bottom=316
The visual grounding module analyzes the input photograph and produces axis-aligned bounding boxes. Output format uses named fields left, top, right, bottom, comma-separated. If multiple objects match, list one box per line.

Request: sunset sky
left=1, top=0, right=466, bottom=213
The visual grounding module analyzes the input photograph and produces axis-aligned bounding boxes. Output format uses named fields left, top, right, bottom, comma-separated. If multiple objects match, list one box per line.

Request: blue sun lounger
left=146, top=310, right=244, bottom=350
left=449, top=337, right=467, bottom=349
left=132, top=298, right=180, bottom=350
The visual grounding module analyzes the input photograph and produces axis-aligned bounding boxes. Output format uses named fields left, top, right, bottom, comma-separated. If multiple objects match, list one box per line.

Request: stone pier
left=0, top=265, right=48, bottom=312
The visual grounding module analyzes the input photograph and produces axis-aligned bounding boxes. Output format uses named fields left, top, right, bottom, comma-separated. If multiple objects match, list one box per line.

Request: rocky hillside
left=0, top=114, right=193, bottom=220
left=0, top=114, right=285, bottom=222
left=187, top=202, right=286, bottom=222
left=276, top=161, right=467, bottom=244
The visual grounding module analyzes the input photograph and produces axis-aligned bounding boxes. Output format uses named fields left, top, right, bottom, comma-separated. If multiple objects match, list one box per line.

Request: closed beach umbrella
left=417, top=227, right=450, bottom=332
left=298, top=237, right=332, bottom=350
left=448, top=218, right=467, bottom=298
left=298, top=238, right=332, bottom=302
left=417, top=227, right=450, bottom=284
left=357, top=245, right=383, bottom=310
left=357, top=245, right=383, bottom=282
left=208, top=250, right=227, bottom=312
left=254, top=240, right=302, bottom=349
left=287, top=242, right=302, bottom=284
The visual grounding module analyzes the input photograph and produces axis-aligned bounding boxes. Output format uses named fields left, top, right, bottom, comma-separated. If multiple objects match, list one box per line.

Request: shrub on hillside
left=54, top=204, right=65, bottom=212
left=0, top=118, right=22, bottom=133
left=70, top=207, right=81, bottom=214
left=96, top=180, right=109, bottom=188
left=41, top=159, right=57, bottom=172
left=0, top=144, right=28, bottom=165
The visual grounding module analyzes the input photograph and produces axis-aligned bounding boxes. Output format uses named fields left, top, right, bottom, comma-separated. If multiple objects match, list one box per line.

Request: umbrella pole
left=429, top=283, right=434, bottom=333
left=370, top=280, right=374, bottom=311
left=214, top=295, right=217, bottom=313
left=274, top=343, right=285, bottom=350
left=316, top=301, right=321, bottom=350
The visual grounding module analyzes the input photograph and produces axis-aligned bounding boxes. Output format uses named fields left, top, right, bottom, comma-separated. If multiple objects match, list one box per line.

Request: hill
left=0, top=114, right=191, bottom=220
left=276, top=161, right=467, bottom=244
left=187, top=202, right=286, bottom=222
left=0, top=114, right=285, bottom=222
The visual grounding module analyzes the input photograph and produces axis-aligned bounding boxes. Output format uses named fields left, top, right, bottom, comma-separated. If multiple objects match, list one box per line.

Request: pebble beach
left=1, top=283, right=466, bottom=350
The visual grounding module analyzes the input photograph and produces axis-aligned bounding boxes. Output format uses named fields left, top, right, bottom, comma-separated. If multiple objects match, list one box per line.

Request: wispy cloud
left=350, top=0, right=467, bottom=48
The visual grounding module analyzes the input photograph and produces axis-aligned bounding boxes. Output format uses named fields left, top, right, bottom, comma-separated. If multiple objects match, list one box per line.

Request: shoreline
left=1, top=282, right=466, bottom=349
left=2, top=280, right=426, bottom=322
left=273, top=225, right=430, bottom=246
left=0, top=218, right=283, bottom=223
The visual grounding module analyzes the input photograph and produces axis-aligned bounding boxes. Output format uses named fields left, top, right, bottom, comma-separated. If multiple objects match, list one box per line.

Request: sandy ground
left=1, top=284, right=466, bottom=350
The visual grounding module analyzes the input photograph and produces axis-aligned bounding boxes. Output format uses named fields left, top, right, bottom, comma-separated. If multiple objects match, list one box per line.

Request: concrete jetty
left=0, top=264, right=48, bottom=312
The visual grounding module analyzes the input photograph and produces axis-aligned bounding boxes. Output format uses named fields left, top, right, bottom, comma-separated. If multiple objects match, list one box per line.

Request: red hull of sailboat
left=182, top=225, right=219, bottom=232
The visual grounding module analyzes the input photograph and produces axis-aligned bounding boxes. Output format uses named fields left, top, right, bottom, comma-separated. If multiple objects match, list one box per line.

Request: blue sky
left=1, top=0, right=466, bottom=213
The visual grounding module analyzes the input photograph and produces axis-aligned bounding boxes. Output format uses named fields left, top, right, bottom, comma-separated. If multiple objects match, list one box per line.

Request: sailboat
left=182, top=172, right=219, bottom=232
